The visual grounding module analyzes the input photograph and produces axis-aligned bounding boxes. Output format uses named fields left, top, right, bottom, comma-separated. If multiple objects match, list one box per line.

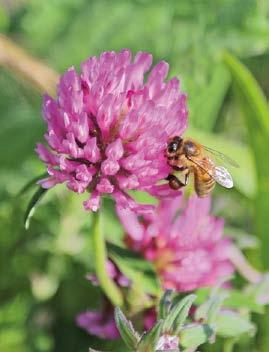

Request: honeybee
left=165, top=136, right=239, bottom=197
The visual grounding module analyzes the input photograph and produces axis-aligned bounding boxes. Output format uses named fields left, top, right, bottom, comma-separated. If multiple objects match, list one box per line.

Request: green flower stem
left=229, top=245, right=262, bottom=284
left=92, top=211, right=123, bottom=307
left=223, top=338, right=236, bottom=352
left=0, top=34, right=59, bottom=96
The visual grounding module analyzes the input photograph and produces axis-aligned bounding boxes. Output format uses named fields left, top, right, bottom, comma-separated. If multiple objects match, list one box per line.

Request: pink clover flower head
left=37, top=50, right=188, bottom=213
left=118, top=195, right=234, bottom=291
left=76, top=308, right=119, bottom=340
left=156, top=334, right=180, bottom=351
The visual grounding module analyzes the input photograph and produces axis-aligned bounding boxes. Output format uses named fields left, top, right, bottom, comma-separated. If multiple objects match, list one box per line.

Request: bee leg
left=172, top=165, right=187, bottom=172
left=166, top=174, right=186, bottom=190
left=184, top=171, right=190, bottom=186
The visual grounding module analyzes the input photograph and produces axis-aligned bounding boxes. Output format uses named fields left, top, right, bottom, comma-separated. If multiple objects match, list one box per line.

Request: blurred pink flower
left=76, top=303, right=119, bottom=339
left=37, top=50, right=188, bottom=213
left=86, top=259, right=130, bottom=287
left=77, top=261, right=128, bottom=340
left=143, top=307, right=157, bottom=331
left=118, top=195, right=234, bottom=291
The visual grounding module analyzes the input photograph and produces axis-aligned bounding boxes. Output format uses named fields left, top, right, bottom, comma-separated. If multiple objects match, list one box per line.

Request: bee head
left=166, top=136, right=182, bottom=156
left=183, top=139, right=199, bottom=156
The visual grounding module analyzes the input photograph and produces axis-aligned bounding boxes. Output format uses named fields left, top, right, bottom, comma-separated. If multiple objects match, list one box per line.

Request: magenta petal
left=84, top=137, right=101, bottom=163
left=62, top=132, right=81, bottom=158
left=148, top=61, right=169, bottom=84
left=85, top=259, right=129, bottom=288
left=73, top=112, right=89, bottom=144
left=67, top=178, right=88, bottom=193
left=117, top=207, right=144, bottom=241
left=76, top=310, right=119, bottom=339
left=101, top=159, right=120, bottom=176
left=85, top=273, right=99, bottom=286
left=117, top=275, right=130, bottom=287
left=144, top=184, right=182, bottom=198
left=83, top=191, right=101, bottom=211
left=117, top=174, right=139, bottom=189
left=143, top=308, right=156, bottom=330
left=36, top=143, right=58, bottom=165
left=120, top=153, right=150, bottom=171
left=96, top=178, right=114, bottom=193
left=114, top=191, right=155, bottom=215
left=105, top=260, right=118, bottom=279
left=38, top=177, right=59, bottom=188
left=75, top=164, right=94, bottom=182
left=105, top=138, right=124, bottom=160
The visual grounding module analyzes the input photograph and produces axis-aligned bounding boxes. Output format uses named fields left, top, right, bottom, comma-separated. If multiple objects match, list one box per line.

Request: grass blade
left=24, top=187, right=48, bottom=229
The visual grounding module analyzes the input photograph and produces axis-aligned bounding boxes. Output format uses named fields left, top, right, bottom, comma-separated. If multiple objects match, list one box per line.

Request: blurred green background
left=1, top=0, right=269, bottom=351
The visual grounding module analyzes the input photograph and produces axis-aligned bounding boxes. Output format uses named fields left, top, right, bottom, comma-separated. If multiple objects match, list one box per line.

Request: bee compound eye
left=168, top=142, right=178, bottom=153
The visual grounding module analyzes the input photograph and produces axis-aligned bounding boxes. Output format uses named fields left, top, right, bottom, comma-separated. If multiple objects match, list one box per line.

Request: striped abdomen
left=193, top=167, right=215, bottom=197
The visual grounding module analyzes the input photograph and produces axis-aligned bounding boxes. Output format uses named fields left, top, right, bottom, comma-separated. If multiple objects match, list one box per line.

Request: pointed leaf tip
left=216, top=311, right=256, bottom=338
left=138, top=320, right=163, bottom=352
left=163, top=294, right=196, bottom=334
left=180, top=323, right=214, bottom=349
left=114, top=307, right=140, bottom=349
left=158, top=289, right=174, bottom=320
left=24, top=187, right=48, bottom=229
left=18, top=172, right=48, bottom=197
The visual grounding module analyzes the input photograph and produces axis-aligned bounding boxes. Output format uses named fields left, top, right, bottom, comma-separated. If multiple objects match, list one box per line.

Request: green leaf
left=246, top=274, right=269, bottom=308
left=138, top=320, right=163, bottom=352
left=190, top=63, right=231, bottom=131
left=18, top=172, right=48, bottom=196
left=173, top=295, right=197, bottom=334
left=158, top=290, right=174, bottom=320
left=114, top=307, right=140, bottom=350
left=223, top=51, right=269, bottom=270
left=24, top=187, right=48, bottom=229
left=195, top=292, right=227, bottom=325
left=179, top=324, right=214, bottom=349
left=0, top=6, right=10, bottom=31
left=224, top=227, right=260, bottom=250
left=207, top=293, right=228, bottom=325
left=108, top=243, right=161, bottom=296
left=196, top=288, right=263, bottom=314
left=224, top=290, right=264, bottom=314
left=223, top=48, right=269, bottom=352
left=162, top=294, right=196, bottom=335
left=125, top=281, right=154, bottom=316
left=216, top=311, right=255, bottom=337
left=223, top=51, right=269, bottom=135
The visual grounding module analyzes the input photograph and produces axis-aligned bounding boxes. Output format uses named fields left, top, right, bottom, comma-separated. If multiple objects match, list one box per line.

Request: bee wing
left=212, top=166, right=234, bottom=188
left=203, top=145, right=239, bottom=168
left=188, top=157, right=234, bottom=189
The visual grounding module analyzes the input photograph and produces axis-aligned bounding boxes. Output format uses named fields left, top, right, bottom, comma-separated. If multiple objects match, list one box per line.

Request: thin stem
left=0, top=34, right=59, bottom=96
left=92, top=211, right=123, bottom=307
left=229, top=245, right=262, bottom=284
left=18, top=172, right=48, bottom=196
left=223, top=338, right=236, bottom=352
